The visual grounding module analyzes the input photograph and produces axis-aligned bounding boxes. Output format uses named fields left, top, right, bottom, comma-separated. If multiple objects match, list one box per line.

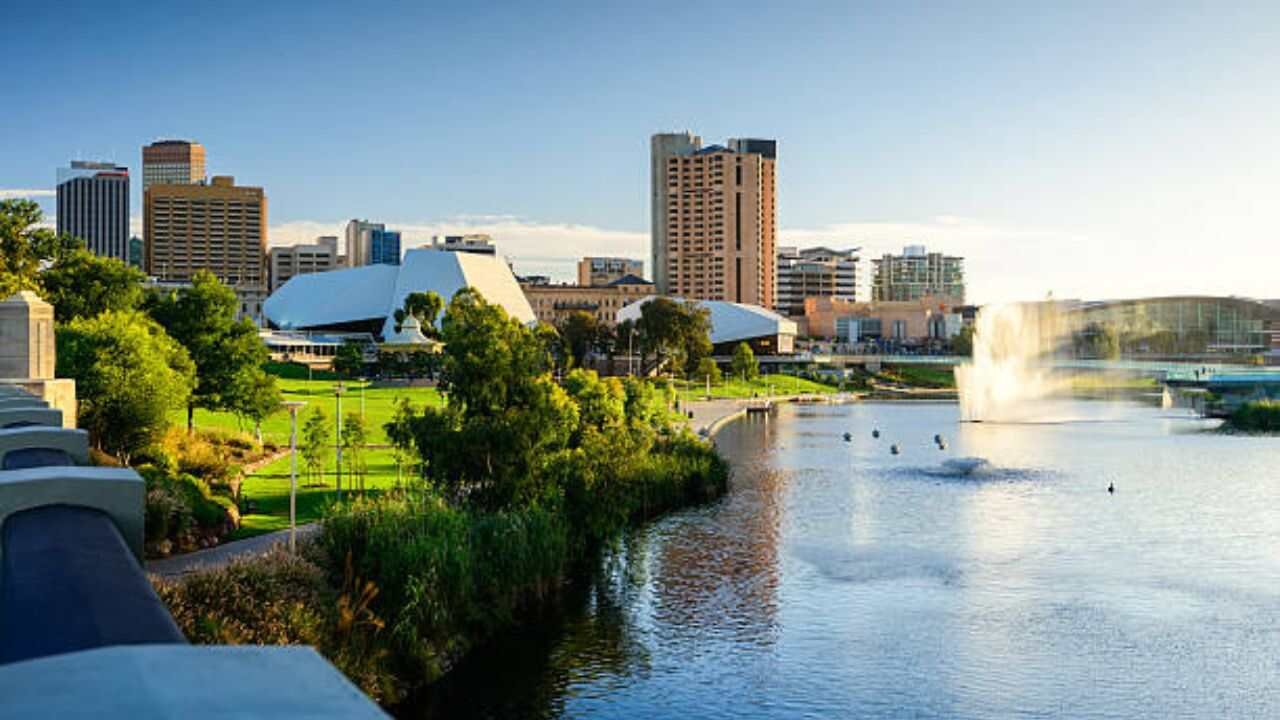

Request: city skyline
left=5, top=2, right=1280, bottom=304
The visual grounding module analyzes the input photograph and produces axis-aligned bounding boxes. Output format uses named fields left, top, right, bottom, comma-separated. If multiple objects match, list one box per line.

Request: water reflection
left=409, top=401, right=1280, bottom=719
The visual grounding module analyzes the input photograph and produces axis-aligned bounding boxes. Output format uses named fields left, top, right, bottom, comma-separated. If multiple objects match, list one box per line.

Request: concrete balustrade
left=0, top=645, right=389, bottom=717
left=0, top=398, right=47, bottom=411
left=0, top=467, right=143, bottom=560
left=0, top=408, right=63, bottom=429
left=0, top=427, right=90, bottom=469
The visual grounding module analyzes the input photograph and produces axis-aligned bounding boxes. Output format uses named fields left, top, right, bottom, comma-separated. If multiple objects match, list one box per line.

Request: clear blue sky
left=4, top=1, right=1278, bottom=301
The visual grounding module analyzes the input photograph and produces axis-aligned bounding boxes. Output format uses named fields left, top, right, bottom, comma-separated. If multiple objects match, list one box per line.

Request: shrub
left=319, top=494, right=568, bottom=684
left=1225, top=400, right=1280, bottom=433
left=141, top=465, right=239, bottom=556
left=152, top=548, right=398, bottom=703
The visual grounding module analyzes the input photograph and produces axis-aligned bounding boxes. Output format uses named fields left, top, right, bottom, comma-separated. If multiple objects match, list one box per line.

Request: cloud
left=266, top=216, right=648, bottom=283
left=0, top=189, right=55, bottom=199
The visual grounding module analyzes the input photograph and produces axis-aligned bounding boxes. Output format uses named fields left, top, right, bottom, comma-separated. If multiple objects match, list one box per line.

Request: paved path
left=681, top=399, right=749, bottom=437
left=146, top=523, right=321, bottom=580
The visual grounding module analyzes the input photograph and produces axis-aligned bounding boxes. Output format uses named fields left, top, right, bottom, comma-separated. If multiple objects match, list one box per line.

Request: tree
left=636, top=298, right=712, bottom=376
left=1, top=199, right=80, bottom=298
left=341, top=411, right=369, bottom=493
left=40, top=249, right=145, bottom=322
left=384, top=398, right=418, bottom=487
left=230, top=368, right=282, bottom=443
left=333, top=341, right=365, bottom=379
left=402, top=291, right=444, bottom=335
left=56, top=310, right=195, bottom=462
left=558, top=311, right=602, bottom=368
left=301, top=408, right=331, bottom=486
left=730, top=342, right=759, bottom=381
left=146, top=270, right=270, bottom=431
left=696, top=356, right=722, bottom=385
left=408, top=288, right=578, bottom=509
left=949, top=324, right=974, bottom=357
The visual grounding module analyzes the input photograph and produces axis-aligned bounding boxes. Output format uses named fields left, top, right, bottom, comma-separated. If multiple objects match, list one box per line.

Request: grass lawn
left=177, top=367, right=444, bottom=539
left=229, top=447, right=412, bottom=539
left=877, top=364, right=957, bottom=389
left=674, top=374, right=838, bottom=401
left=175, top=375, right=445, bottom=446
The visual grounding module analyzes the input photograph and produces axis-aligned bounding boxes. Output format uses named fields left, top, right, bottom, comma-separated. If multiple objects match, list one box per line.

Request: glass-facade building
left=369, top=229, right=401, bottom=266
left=1074, top=296, right=1280, bottom=356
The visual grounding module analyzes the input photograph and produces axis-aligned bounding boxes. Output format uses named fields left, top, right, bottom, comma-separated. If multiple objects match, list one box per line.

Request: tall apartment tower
left=56, top=161, right=130, bottom=261
left=650, top=132, right=777, bottom=307
left=871, top=245, right=965, bottom=302
left=145, top=176, right=268, bottom=319
left=141, top=140, right=206, bottom=189
left=776, top=246, right=860, bottom=318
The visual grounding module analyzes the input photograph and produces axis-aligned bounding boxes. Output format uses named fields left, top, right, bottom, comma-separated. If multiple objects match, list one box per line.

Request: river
left=411, top=399, right=1280, bottom=719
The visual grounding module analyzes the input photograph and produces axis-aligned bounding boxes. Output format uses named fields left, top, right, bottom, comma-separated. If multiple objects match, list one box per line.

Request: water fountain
left=955, top=302, right=1076, bottom=422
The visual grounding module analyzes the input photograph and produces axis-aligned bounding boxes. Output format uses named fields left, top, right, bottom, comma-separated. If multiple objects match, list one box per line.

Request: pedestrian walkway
left=146, top=523, right=320, bottom=580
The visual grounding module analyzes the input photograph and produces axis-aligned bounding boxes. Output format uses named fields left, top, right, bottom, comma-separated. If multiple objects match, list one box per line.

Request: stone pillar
left=0, top=292, right=76, bottom=428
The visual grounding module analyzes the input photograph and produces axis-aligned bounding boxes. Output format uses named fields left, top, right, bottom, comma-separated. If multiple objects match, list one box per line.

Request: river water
left=415, top=400, right=1280, bottom=719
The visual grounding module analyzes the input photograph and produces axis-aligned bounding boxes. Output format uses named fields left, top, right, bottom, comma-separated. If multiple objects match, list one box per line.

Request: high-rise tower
left=56, top=161, right=130, bottom=261
left=141, top=140, right=206, bottom=189
left=650, top=132, right=777, bottom=307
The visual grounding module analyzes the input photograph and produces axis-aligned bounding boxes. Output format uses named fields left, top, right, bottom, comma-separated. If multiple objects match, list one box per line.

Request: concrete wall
left=0, top=467, right=143, bottom=560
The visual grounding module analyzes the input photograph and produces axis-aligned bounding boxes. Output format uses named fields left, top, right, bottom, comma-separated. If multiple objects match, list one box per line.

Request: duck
left=843, top=432, right=852, bottom=442
left=890, top=444, right=901, bottom=455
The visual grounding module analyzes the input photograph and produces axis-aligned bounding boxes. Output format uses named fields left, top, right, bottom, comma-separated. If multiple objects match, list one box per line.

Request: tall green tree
left=410, top=288, right=578, bottom=509
left=1, top=199, right=80, bottom=298
left=56, top=310, right=196, bottom=462
left=637, top=298, right=712, bottom=376
left=333, top=341, right=365, bottom=378
left=696, top=356, right=722, bottom=385
left=146, top=270, right=270, bottom=431
left=41, top=249, right=146, bottom=322
left=558, top=311, right=602, bottom=369
left=301, top=408, right=331, bottom=485
left=403, top=291, right=444, bottom=334
left=730, top=342, right=759, bottom=381
left=231, top=367, right=283, bottom=443
left=341, top=411, right=369, bottom=492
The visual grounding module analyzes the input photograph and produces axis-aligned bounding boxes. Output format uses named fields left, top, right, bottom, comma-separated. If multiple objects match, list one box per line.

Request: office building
left=343, top=220, right=402, bottom=267
left=578, top=257, right=644, bottom=287
left=430, top=234, right=496, bottom=255
left=145, top=176, right=267, bottom=321
left=803, top=295, right=962, bottom=345
left=522, top=274, right=653, bottom=327
left=55, top=161, right=130, bottom=261
left=141, top=140, right=206, bottom=189
left=776, top=246, right=859, bottom=318
left=871, top=245, right=965, bottom=302
left=650, top=131, right=777, bottom=307
left=268, top=236, right=340, bottom=292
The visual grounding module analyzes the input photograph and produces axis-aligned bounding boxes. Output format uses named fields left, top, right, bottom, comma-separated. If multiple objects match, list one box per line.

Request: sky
left=3, top=1, right=1278, bottom=303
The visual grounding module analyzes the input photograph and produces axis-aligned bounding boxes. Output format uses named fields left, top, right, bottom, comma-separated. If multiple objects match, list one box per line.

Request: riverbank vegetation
left=154, top=289, right=730, bottom=704
left=1222, top=400, right=1280, bottom=433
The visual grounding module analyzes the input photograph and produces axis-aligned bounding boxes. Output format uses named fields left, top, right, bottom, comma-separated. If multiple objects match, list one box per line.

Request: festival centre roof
left=263, top=248, right=536, bottom=337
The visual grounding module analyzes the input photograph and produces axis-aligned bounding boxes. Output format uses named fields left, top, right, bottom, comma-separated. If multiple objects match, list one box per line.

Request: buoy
left=843, top=432, right=852, bottom=442
left=890, top=444, right=900, bottom=455
left=872, top=429, right=880, bottom=439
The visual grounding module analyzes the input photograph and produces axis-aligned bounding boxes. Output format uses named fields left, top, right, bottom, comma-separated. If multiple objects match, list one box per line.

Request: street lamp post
left=283, top=400, right=307, bottom=553
left=334, top=383, right=345, bottom=501
left=628, top=328, right=638, bottom=377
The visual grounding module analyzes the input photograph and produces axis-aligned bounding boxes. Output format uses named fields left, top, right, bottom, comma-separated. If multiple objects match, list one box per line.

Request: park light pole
left=283, top=400, right=307, bottom=553
left=628, top=328, right=638, bottom=377
left=334, top=383, right=345, bottom=501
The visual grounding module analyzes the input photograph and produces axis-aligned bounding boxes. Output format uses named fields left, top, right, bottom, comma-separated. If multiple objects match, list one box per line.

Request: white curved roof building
left=264, top=248, right=535, bottom=337
left=618, top=296, right=798, bottom=355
